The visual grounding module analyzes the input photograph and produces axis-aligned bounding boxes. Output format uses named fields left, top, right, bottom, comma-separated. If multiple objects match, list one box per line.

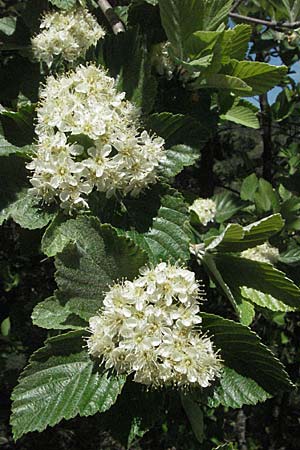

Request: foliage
left=1, top=0, right=300, bottom=449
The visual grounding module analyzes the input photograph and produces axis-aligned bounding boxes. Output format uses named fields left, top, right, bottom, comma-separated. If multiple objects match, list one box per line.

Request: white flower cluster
left=87, top=262, right=221, bottom=388
left=27, top=65, right=165, bottom=211
left=189, top=198, right=217, bottom=226
left=32, top=8, right=105, bottom=67
left=241, top=242, right=280, bottom=265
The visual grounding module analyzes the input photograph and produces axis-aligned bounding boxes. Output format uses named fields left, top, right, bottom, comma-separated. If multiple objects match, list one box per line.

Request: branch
left=231, top=0, right=244, bottom=12
left=229, top=12, right=300, bottom=30
left=98, top=0, right=125, bottom=35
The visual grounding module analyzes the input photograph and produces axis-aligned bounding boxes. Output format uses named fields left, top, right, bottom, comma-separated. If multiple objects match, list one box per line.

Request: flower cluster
left=189, top=198, right=217, bottom=226
left=87, top=262, right=222, bottom=388
left=27, top=65, right=165, bottom=211
left=31, top=8, right=105, bottom=67
left=241, top=242, right=280, bottom=265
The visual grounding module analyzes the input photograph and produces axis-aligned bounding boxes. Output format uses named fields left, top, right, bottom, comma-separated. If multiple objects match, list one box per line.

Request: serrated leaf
left=220, top=99, right=260, bottom=129
left=138, top=192, right=192, bottom=264
left=148, top=112, right=211, bottom=148
left=208, top=367, right=272, bottom=408
left=201, top=313, right=294, bottom=394
left=207, top=214, right=284, bottom=253
left=279, top=244, right=300, bottom=265
left=104, top=29, right=157, bottom=114
left=214, top=190, right=245, bottom=223
left=158, top=0, right=231, bottom=59
left=241, top=287, right=295, bottom=312
left=215, top=254, right=300, bottom=309
left=54, top=217, right=147, bottom=322
left=10, top=332, right=125, bottom=440
left=159, top=144, right=199, bottom=179
left=222, top=24, right=252, bottom=61
left=230, top=60, right=288, bottom=96
left=195, top=74, right=252, bottom=95
left=32, top=296, right=87, bottom=330
left=1, top=189, right=53, bottom=229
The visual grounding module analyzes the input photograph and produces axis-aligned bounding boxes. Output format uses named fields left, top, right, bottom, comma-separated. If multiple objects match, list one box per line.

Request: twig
left=231, top=0, right=244, bottom=12
left=229, top=12, right=300, bottom=30
left=98, top=0, right=125, bottom=35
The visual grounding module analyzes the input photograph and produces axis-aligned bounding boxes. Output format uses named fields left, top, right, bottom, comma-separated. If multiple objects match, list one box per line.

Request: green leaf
left=181, top=393, right=204, bottom=443
left=136, top=192, right=192, bottom=264
left=10, top=331, right=125, bottom=440
left=0, top=156, right=28, bottom=221
left=158, top=0, right=232, bottom=59
left=208, top=367, right=272, bottom=408
left=220, top=99, right=260, bottom=129
left=32, top=296, right=87, bottom=330
left=241, top=288, right=295, bottom=312
left=0, top=132, right=32, bottom=157
left=195, top=74, right=252, bottom=95
left=1, top=189, right=53, bottom=229
left=148, top=112, right=211, bottom=148
left=104, top=29, right=157, bottom=114
left=254, top=179, right=280, bottom=213
left=240, top=173, right=259, bottom=201
left=201, top=313, right=294, bottom=394
left=49, top=0, right=77, bottom=9
left=215, top=254, right=300, bottom=309
left=54, top=217, right=147, bottom=322
left=159, top=144, right=199, bottom=179
left=214, top=190, right=245, bottom=223
left=279, top=243, right=300, bottom=265
left=0, top=17, right=17, bottom=36
left=222, top=24, right=252, bottom=61
left=230, top=61, right=288, bottom=96
left=206, top=214, right=284, bottom=253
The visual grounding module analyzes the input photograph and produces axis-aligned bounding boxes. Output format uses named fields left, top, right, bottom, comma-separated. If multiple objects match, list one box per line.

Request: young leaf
left=201, top=313, right=294, bottom=394
left=10, top=331, right=125, bottom=440
left=240, top=173, right=259, bottom=201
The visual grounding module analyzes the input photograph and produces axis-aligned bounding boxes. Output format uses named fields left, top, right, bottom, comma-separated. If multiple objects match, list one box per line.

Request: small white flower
left=87, top=263, right=222, bottom=388
left=189, top=198, right=217, bottom=226
left=32, top=8, right=106, bottom=67
left=241, top=242, right=280, bottom=265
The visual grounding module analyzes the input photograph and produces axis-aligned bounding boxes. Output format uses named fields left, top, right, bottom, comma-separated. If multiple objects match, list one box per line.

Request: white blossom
left=27, top=65, right=165, bottom=212
left=241, top=242, right=280, bottom=265
left=87, top=262, right=222, bottom=388
left=151, top=42, right=176, bottom=79
left=32, top=8, right=105, bottom=67
left=189, top=198, right=217, bottom=226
